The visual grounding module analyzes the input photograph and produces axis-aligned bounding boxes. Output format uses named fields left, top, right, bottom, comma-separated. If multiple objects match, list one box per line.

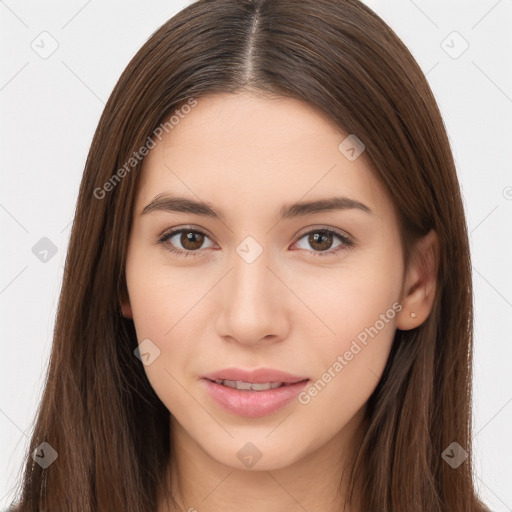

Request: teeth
left=250, top=382, right=279, bottom=391
left=214, top=379, right=285, bottom=391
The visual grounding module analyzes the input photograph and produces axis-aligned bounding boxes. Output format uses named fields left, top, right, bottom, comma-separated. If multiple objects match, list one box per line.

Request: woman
left=10, top=0, right=489, bottom=510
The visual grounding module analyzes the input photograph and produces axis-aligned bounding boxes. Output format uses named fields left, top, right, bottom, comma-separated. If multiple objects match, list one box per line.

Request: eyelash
left=157, top=225, right=354, bottom=258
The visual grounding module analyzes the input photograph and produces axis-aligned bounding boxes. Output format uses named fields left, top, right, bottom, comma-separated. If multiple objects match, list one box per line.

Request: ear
left=396, top=229, right=439, bottom=330
left=119, top=284, right=133, bottom=319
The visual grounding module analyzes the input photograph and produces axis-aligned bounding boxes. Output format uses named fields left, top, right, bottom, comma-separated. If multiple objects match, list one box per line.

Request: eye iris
left=309, top=231, right=332, bottom=251
left=181, top=231, right=204, bottom=250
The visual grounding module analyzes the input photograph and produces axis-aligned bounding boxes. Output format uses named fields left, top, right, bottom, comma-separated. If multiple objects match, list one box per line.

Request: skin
left=120, top=92, right=438, bottom=512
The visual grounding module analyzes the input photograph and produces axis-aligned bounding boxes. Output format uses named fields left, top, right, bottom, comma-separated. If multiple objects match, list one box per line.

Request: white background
left=1, top=0, right=511, bottom=509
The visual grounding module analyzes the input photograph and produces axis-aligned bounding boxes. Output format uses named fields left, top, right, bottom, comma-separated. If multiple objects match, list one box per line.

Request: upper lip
left=202, top=367, right=309, bottom=384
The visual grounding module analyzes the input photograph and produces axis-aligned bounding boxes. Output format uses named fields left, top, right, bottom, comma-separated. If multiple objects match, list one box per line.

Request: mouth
left=205, top=378, right=308, bottom=391
left=200, top=372, right=310, bottom=418
left=202, top=367, right=309, bottom=386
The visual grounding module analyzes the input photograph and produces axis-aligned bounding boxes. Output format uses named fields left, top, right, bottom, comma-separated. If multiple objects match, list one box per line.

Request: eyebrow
left=141, top=193, right=373, bottom=221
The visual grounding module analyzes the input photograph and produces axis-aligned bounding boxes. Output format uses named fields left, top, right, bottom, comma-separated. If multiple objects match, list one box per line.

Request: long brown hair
left=11, top=0, right=488, bottom=510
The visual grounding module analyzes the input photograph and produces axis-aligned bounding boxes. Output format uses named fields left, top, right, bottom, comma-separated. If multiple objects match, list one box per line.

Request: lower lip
left=200, top=378, right=309, bottom=418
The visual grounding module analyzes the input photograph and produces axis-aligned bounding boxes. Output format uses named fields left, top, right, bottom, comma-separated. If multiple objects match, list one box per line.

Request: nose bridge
left=229, top=237, right=275, bottom=310
left=216, top=235, right=287, bottom=343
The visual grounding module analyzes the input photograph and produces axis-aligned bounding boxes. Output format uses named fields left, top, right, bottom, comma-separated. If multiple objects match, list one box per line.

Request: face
left=122, top=92, right=406, bottom=470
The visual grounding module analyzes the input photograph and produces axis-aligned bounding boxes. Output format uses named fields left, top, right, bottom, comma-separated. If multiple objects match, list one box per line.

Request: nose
left=214, top=244, right=291, bottom=347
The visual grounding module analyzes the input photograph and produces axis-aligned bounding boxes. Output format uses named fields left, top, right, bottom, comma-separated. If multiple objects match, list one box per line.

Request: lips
left=200, top=367, right=310, bottom=417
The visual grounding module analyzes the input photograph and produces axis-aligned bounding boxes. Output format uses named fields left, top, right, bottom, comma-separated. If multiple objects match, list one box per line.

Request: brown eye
left=294, top=228, right=353, bottom=256
left=159, top=228, right=215, bottom=256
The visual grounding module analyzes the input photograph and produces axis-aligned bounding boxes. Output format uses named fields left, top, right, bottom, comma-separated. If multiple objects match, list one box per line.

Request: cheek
left=125, top=245, right=204, bottom=339
left=294, top=319, right=397, bottom=448
left=126, top=269, right=201, bottom=421
left=294, top=257, right=402, bottom=406
left=124, top=252, right=197, bottom=393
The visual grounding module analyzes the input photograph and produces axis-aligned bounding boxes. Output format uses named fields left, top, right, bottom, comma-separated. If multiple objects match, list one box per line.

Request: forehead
left=135, top=92, right=393, bottom=221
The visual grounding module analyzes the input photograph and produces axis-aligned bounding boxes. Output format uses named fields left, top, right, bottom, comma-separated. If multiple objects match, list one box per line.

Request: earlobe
left=396, top=229, right=439, bottom=330
left=119, top=286, right=133, bottom=319
left=120, top=300, right=133, bottom=319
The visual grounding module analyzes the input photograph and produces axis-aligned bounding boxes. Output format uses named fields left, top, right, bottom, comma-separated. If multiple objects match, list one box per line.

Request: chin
left=199, top=432, right=314, bottom=472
